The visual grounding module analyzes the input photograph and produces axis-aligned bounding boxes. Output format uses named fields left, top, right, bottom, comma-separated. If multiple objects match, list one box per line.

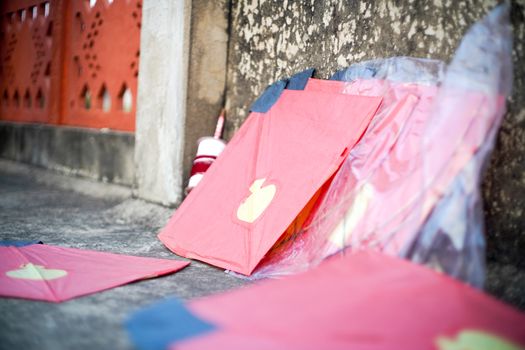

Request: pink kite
left=0, top=244, right=189, bottom=302
left=317, top=79, right=503, bottom=256
left=173, top=251, right=525, bottom=350
left=250, top=76, right=440, bottom=277
left=248, top=4, right=513, bottom=283
left=159, top=90, right=381, bottom=275
left=251, top=76, right=505, bottom=281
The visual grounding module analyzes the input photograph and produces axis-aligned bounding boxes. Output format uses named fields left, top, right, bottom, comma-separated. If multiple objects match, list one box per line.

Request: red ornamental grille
left=0, top=0, right=142, bottom=132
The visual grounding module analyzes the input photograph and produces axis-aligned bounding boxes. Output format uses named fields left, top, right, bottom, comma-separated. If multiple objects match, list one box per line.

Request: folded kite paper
left=169, top=252, right=525, bottom=350
left=0, top=244, right=189, bottom=302
left=158, top=90, right=382, bottom=275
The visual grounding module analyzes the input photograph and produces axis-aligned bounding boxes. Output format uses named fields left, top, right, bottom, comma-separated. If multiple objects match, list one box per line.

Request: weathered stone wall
left=183, top=1, right=230, bottom=186
left=219, top=0, right=525, bottom=306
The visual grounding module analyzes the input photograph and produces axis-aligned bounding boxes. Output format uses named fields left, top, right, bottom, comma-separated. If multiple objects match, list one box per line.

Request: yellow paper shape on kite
left=237, top=178, right=276, bottom=223
left=6, top=263, right=68, bottom=281
left=436, top=329, right=524, bottom=350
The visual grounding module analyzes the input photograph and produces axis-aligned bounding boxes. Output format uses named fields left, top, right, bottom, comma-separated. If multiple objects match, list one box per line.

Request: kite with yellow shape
left=6, top=263, right=68, bottom=281
left=237, top=178, right=277, bottom=223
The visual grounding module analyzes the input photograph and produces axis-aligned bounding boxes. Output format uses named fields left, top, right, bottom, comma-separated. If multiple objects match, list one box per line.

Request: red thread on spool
left=186, top=109, right=227, bottom=194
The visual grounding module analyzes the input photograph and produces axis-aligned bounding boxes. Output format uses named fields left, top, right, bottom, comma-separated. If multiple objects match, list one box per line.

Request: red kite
left=0, top=244, right=189, bottom=302
left=173, top=252, right=525, bottom=349
left=159, top=90, right=381, bottom=275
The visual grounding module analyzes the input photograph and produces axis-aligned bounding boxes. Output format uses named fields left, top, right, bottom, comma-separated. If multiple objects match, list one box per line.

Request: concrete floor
left=0, top=160, right=524, bottom=350
left=0, top=161, right=248, bottom=350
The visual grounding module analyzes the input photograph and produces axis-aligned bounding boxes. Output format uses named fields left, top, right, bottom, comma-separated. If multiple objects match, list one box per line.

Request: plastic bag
left=248, top=3, right=512, bottom=287
left=403, top=2, right=512, bottom=287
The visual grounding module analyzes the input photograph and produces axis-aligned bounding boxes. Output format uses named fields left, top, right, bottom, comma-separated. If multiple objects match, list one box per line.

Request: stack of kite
left=248, top=2, right=511, bottom=285
left=158, top=3, right=510, bottom=289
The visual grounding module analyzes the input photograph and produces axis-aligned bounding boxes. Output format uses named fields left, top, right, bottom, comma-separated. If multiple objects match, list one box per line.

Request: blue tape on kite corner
left=329, top=68, right=348, bottom=81
left=330, top=66, right=378, bottom=81
left=249, top=79, right=287, bottom=113
left=287, top=68, right=315, bottom=90
left=0, top=240, right=43, bottom=247
left=125, top=297, right=216, bottom=350
left=249, top=68, right=315, bottom=113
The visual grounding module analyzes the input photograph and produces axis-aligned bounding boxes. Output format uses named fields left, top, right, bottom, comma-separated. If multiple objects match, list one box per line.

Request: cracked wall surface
left=213, top=0, right=525, bottom=306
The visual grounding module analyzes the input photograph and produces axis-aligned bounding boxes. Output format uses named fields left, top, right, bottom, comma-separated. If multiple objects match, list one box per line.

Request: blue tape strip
left=287, top=68, right=315, bottom=90
left=329, top=68, right=348, bottom=81
left=249, top=68, right=315, bottom=113
left=249, top=80, right=287, bottom=113
left=330, top=66, right=378, bottom=81
left=125, top=297, right=216, bottom=350
left=0, top=240, right=43, bottom=247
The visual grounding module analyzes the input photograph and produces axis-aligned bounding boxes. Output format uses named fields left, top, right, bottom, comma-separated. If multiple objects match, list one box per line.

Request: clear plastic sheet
left=247, top=3, right=512, bottom=287
left=403, top=2, right=512, bottom=287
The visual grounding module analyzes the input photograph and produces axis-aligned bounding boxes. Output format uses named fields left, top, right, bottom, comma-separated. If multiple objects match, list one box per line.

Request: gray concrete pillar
left=134, top=0, right=192, bottom=206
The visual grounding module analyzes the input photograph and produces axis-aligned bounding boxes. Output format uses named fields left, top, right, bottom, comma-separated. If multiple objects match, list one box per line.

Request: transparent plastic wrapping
left=247, top=3, right=512, bottom=286
left=403, top=2, right=512, bottom=287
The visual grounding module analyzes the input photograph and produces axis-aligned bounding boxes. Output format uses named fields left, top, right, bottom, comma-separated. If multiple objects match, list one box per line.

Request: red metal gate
left=0, top=0, right=141, bottom=132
